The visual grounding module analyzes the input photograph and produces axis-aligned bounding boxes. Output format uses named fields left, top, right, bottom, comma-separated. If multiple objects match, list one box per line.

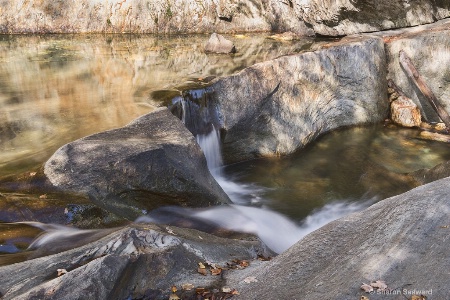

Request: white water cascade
left=23, top=99, right=374, bottom=255
left=190, top=126, right=374, bottom=253
left=196, top=127, right=265, bottom=205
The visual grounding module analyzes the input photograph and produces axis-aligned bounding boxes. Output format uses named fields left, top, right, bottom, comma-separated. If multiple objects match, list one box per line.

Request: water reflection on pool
left=0, top=33, right=315, bottom=176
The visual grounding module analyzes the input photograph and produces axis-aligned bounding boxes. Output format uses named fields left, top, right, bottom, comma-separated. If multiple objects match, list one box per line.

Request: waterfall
left=196, top=126, right=223, bottom=176
left=196, top=127, right=264, bottom=205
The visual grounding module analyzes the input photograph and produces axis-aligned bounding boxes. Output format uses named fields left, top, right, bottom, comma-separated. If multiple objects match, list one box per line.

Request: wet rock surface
left=44, top=108, right=231, bottom=219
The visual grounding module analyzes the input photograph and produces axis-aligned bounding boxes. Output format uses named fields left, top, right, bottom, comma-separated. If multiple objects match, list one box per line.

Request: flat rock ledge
left=44, top=108, right=231, bottom=220
left=0, top=224, right=270, bottom=300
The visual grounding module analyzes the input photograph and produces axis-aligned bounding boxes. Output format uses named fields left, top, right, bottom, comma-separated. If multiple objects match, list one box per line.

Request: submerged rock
left=204, top=33, right=236, bottom=54
left=44, top=108, right=231, bottom=219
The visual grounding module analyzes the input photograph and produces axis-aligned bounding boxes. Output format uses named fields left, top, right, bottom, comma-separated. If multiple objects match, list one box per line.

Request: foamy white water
left=136, top=199, right=373, bottom=254
left=191, top=126, right=375, bottom=253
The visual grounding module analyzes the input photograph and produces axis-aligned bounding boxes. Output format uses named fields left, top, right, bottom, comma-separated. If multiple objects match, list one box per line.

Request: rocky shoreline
left=1, top=4, right=450, bottom=300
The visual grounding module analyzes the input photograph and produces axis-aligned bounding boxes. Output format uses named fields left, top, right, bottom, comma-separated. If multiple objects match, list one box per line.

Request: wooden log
left=418, top=131, right=450, bottom=143
left=399, top=50, right=450, bottom=131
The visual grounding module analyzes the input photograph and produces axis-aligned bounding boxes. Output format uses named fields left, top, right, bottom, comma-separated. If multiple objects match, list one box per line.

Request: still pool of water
left=0, top=33, right=316, bottom=176
left=221, top=125, right=450, bottom=222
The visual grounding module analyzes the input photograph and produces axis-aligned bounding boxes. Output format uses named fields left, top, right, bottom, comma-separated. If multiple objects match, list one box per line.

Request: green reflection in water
left=223, top=124, right=450, bottom=221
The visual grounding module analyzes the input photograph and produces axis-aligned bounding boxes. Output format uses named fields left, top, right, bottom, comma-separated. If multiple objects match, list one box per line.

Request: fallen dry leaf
left=370, top=280, right=387, bottom=291
left=361, top=283, right=374, bottom=293
left=198, top=262, right=206, bottom=269
left=57, top=269, right=67, bottom=276
left=182, top=283, right=194, bottom=290
left=168, top=293, right=180, bottom=300
left=171, top=285, right=177, bottom=293
left=29, top=172, right=37, bottom=177
left=197, top=268, right=207, bottom=276
left=222, top=287, right=232, bottom=293
left=411, top=295, right=427, bottom=300
left=39, top=194, right=47, bottom=199
left=166, top=227, right=176, bottom=235
left=243, top=276, right=258, bottom=283
left=360, top=296, right=369, bottom=300
left=210, top=268, right=222, bottom=276
left=239, top=260, right=249, bottom=268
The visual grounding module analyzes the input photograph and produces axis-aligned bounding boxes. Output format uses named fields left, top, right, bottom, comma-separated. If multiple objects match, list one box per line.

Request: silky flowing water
left=1, top=34, right=450, bottom=260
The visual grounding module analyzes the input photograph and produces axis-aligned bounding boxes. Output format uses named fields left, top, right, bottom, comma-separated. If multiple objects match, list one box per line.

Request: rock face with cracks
left=299, top=0, right=450, bottom=36
left=0, top=224, right=270, bottom=300
left=2, top=0, right=449, bottom=36
left=44, top=108, right=231, bottom=219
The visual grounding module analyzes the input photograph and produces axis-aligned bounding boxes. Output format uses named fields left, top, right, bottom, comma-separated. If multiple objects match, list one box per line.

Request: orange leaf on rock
left=197, top=268, right=207, bottom=276
left=211, top=268, right=222, bottom=276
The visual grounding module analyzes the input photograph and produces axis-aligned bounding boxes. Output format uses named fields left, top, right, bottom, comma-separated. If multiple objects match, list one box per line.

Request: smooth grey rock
left=228, top=176, right=450, bottom=299
left=384, top=19, right=450, bottom=123
left=182, top=36, right=388, bottom=164
left=204, top=33, right=236, bottom=54
left=0, top=224, right=269, bottom=300
left=44, top=108, right=231, bottom=219
left=298, top=0, right=450, bottom=36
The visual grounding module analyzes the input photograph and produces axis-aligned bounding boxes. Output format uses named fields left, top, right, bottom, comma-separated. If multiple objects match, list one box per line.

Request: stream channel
left=1, top=34, right=450, bottom=262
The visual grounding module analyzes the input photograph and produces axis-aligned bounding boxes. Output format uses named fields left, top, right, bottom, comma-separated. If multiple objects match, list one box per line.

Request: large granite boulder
left=177, top=36, right=389, bottom=164
left=44, top=108, right=231, bottom=219
left=0, top=224, right=270, bottom=300
left=383, top=19, right=450, bottom=123
left=298, top=0, right=450, bottom=36
left=229, top=176, right=450, bottom=299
